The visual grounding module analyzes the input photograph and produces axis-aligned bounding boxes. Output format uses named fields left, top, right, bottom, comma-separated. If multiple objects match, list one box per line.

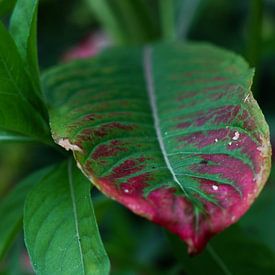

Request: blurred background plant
left=0, top=0, right=274, bottom=274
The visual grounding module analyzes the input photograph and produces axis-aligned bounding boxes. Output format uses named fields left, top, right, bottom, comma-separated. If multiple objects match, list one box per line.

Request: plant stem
left=115, top=0, right=158, bottom=44
left=87, top=0, right=157, bottom=45
left=177, top=0, right=202, bottom=39
left=86, top=0, right=127, bottom=44
left=160, top=0, right=176, bottom=41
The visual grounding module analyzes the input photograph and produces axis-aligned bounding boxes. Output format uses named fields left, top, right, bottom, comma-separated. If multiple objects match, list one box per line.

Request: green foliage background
left=0, top=0, right=275, bottom=274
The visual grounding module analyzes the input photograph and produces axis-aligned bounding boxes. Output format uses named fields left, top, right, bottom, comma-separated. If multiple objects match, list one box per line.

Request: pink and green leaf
left=42, top=42, right=271, bottom=254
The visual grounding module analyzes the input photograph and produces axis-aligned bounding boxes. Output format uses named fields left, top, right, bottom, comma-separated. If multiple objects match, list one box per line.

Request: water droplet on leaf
left=212, top=185, right=219, bottom=191
left=232, top=131, right=240, bottom=141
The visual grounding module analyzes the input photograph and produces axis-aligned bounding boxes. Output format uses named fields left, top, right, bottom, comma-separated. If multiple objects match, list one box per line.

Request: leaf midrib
left=143, top=46, right=188, bottom=196
left=67, top=159, right=85, bottom=275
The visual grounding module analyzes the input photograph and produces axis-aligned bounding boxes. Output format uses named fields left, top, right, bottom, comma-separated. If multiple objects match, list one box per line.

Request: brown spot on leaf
left=57, top=138, right=83, bottom=152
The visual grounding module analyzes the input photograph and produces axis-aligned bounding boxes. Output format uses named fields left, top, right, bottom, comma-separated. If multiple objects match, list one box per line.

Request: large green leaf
left=43, top=42, right=271, bottom=254
left=0, top=166, right=52, bottom=260
left=9, top=0, right=41, bottom=93
left=24, top=160, right=110, bottom=275
left=0, top=21, right=49, bottom=142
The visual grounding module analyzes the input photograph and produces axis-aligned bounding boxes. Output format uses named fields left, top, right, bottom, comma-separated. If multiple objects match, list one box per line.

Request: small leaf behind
left=86, top=0, right=158, bottom=44
left=24, top=160, right=110, bottom=275
left=0, top=166, right=52, bottom=260
left=0, top=129, right=34, bottom=142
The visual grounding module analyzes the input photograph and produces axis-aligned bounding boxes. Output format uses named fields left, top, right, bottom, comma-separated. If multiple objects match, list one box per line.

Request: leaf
left=174, top=0, right=202, bottom=38
left=94, top=198, right=168, bottom=274
left=24, top=160, right=110, bottom=275
left=0, top=21, right=49, bottom=142
left=0, top=166, right=52, bottom=260
left=42, top=42, right=271, bottom=254
left=230, top=117, right=275, bottom=253
left=9, top=0, right=41, bottom=93
left=86, top=0, right=126, bottom=43
left=160, top=0, right=177, bottom=40
left=86, top=0, right=158, bottom=44
left=0, top=0, right=16, bottom=16
left=0, top=129, right=34, bottom=142
left=1, top=235, right=26, bottom=275
left=167, top=225, right=275, bottom=275
left=112, top=0, right=158, bottom=43
left=160, top=0, right=202, bottom=40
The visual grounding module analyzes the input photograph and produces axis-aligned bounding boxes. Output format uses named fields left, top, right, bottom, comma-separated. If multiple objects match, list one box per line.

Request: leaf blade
left=0, top=166, right=52, bottom=260
left=87, top=0, right=158, bottom=44
left=24, top=160, right=110, bottom=275
left=160, top=0, right=202, bottom=40
left=43, top=42, right=271, bottom=254
left=0, top=21, right=49, bottom=142
left=0, top=129, right=34, bottom=142
left=0, top=0, right=16, bottom=16
left=9, top=0, right=41, bottom=93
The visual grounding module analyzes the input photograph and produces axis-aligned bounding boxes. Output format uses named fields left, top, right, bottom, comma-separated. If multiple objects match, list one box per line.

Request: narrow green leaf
left=86, top=0, right=158, bottom=44
left=160, top=0, right=177, bottom=40
left=113, top=0, right=158, bottom=43
left=0, top=166, right=52, bottom=260
left=175, top=0, right=202, bottom=38
left=9, top=0, right=41, bottom=93
left=0, top=21, right=50, bottom=142
left=0, top=0, right=16, bottom=16
left=86, top=0, right=127, bottom=44
left=24, top=160, right=110, bottom=275
left=43, top=42, right=271, bottom=254
left=0, top=129, right=34, bottom=142
left=160, top=0, right=202, bottom=40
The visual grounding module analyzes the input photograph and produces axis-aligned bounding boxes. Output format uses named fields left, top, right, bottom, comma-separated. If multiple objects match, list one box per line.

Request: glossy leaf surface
left=43, top=43, right=271, bottom=253
left=0, top=166, right=52, bottom=259
left=10, top=0, right=41, bottom=93
left=0, top=22, right=49, bottom=142
left=24, top=160, right=110, bottom=275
